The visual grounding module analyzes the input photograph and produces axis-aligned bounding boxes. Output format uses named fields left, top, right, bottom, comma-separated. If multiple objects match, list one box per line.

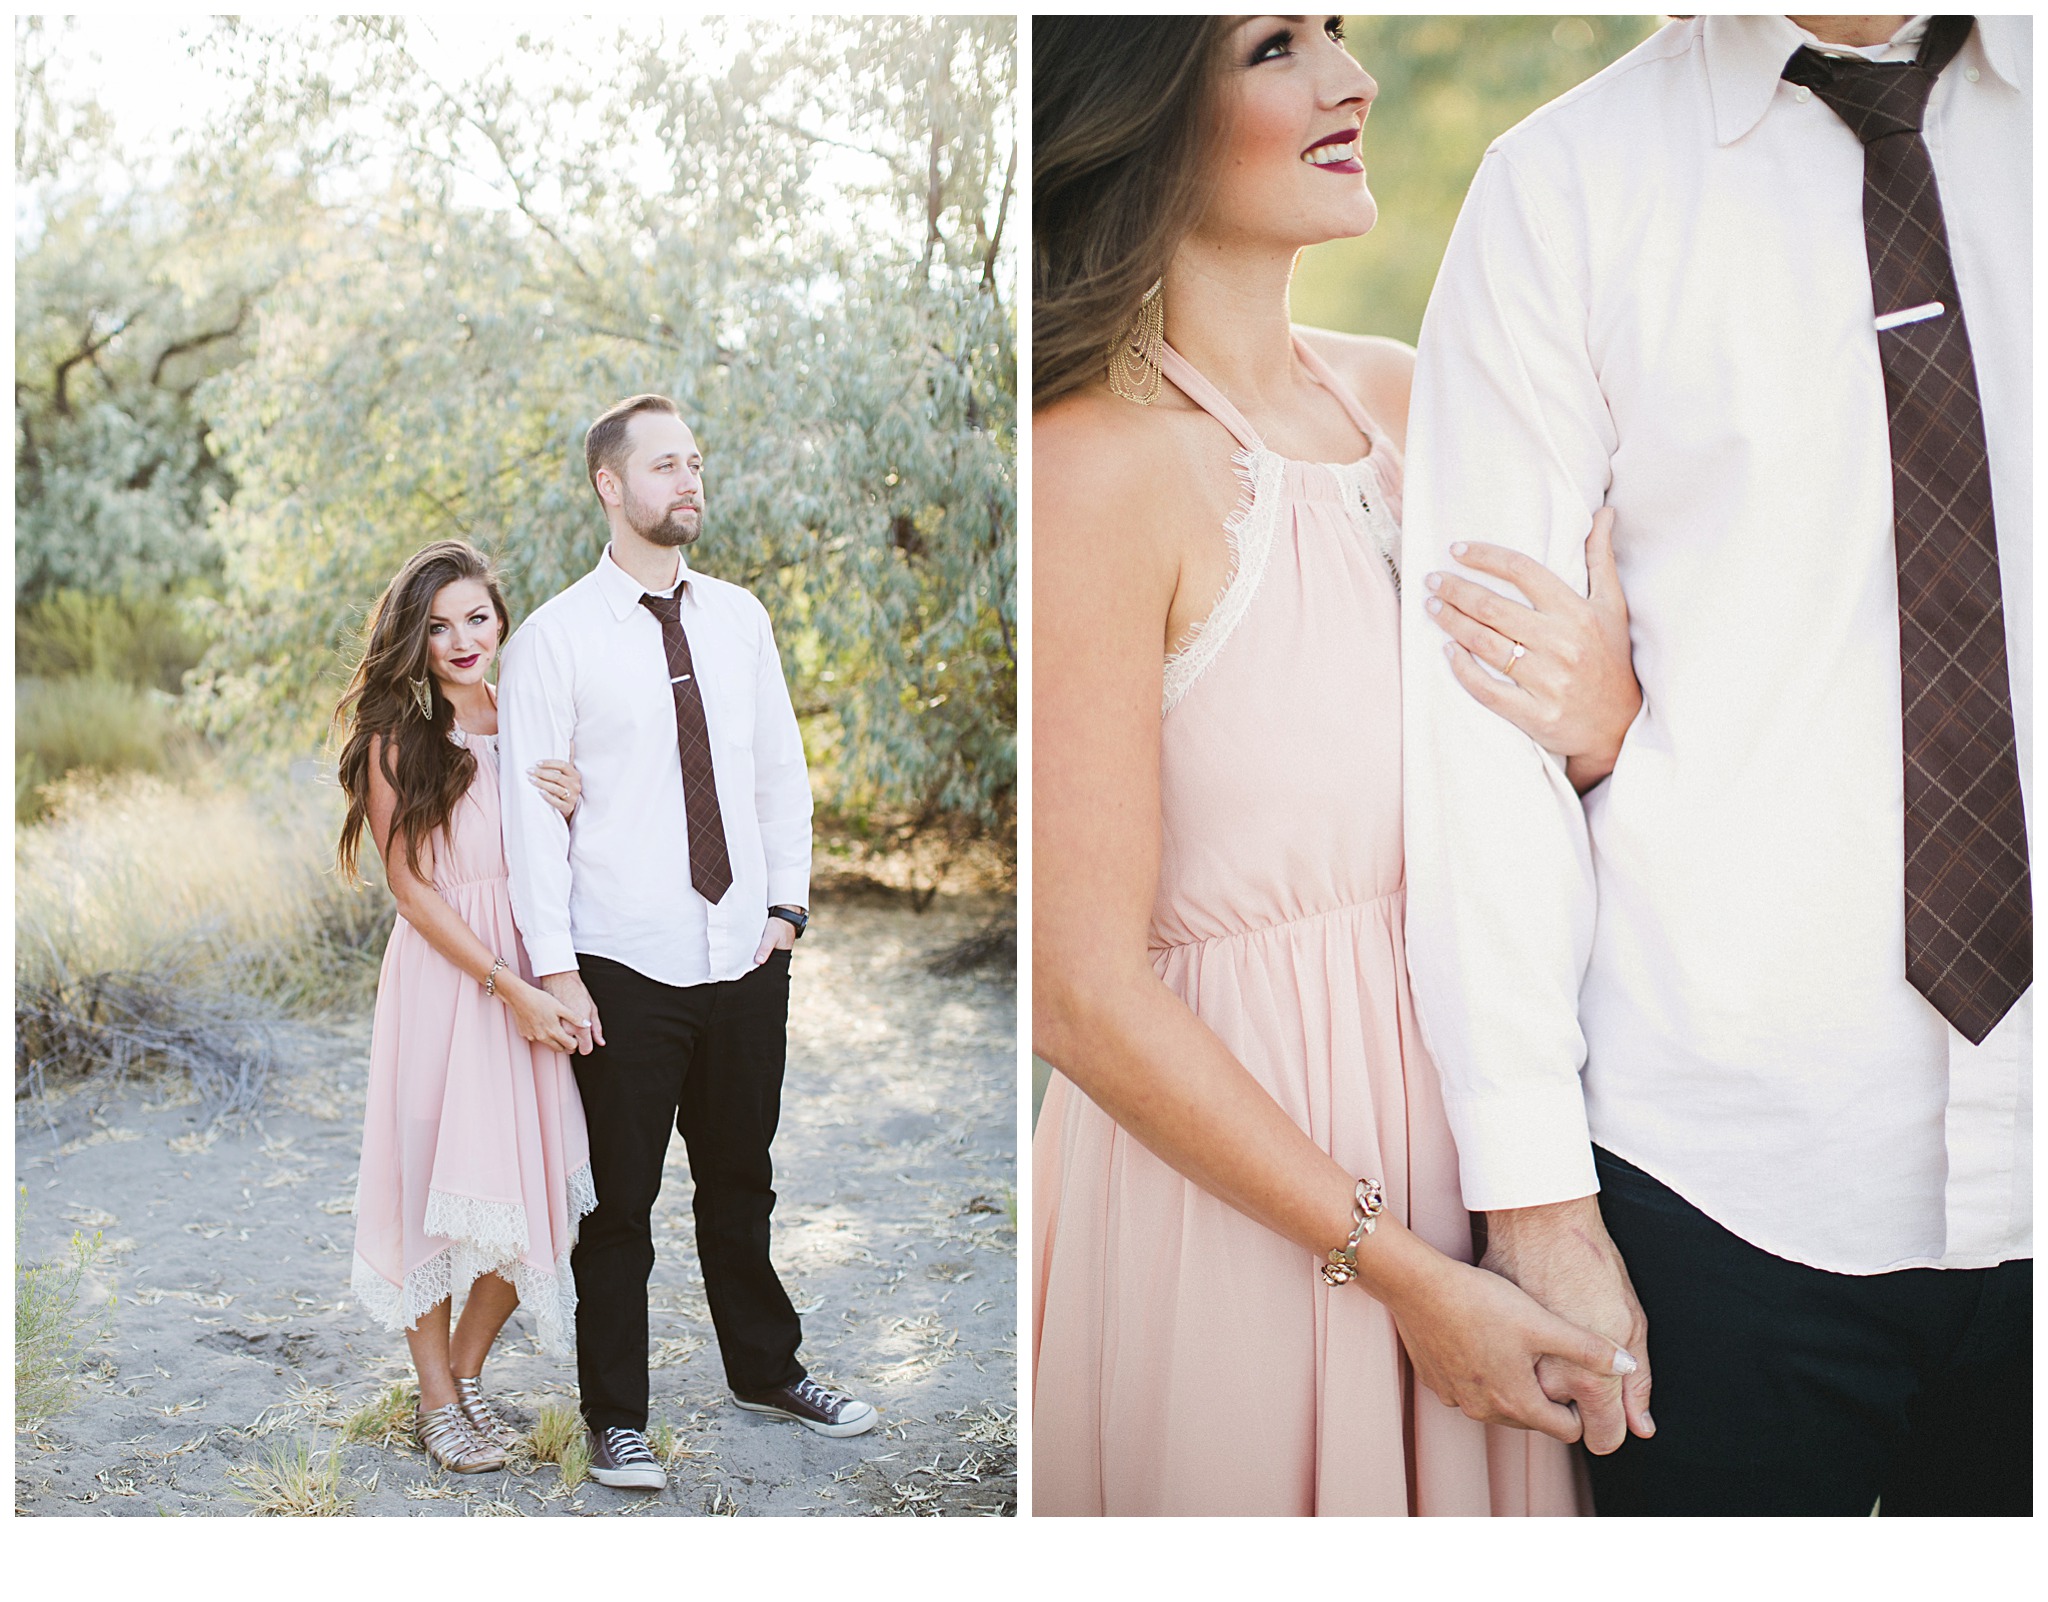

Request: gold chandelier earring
left=408, top=675, right=434, bottom=721
left=1107, top=279, right=1165, bottom=405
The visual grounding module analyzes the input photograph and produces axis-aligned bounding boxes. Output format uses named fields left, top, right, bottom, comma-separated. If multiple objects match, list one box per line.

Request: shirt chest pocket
left=694, top=649, right=757, bottom=756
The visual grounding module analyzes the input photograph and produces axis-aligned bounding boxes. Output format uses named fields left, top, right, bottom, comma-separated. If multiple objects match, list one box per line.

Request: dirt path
left=14, top=894, right=1016, bottom=1517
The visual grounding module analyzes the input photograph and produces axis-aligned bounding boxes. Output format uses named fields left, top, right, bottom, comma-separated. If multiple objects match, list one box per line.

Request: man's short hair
left=584, top=393, right=681, bottom=502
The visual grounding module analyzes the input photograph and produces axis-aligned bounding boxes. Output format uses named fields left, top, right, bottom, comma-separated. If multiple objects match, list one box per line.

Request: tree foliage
left=16, top=17, right=1017, bottom=842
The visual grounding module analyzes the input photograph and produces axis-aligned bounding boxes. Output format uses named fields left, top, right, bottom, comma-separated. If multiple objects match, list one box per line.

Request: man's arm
left=497, top=618, right=602, bottom=1047
left=751, top=598, right=811, bottom=948
left=1401, top=145, right=1651, bottom=1448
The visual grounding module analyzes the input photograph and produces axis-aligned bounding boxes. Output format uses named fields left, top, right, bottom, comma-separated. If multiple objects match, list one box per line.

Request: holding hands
left=1380, top=1246, right=1640, bottom=1446
left=502, top=976, right=585, bottom=1054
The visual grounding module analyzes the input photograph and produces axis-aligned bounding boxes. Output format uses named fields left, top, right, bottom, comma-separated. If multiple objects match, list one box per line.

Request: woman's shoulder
left=1035, top=386, right=1221, bottom=550
left=1294, top=325, right=1415, bottom=448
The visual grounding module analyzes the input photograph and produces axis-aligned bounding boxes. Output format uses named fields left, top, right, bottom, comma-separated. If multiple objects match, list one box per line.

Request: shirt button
left=1794, top=85, right=1812, bottom=103
left=1966, top=66, right=1981, bottom=82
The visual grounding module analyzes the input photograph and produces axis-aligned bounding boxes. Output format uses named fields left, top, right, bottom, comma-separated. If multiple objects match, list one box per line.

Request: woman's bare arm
left=366, top=737, right=577, bottom=1051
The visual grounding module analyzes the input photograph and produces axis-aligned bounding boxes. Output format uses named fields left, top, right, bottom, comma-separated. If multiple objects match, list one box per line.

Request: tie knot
left=639, top=590, right=682, bottom=625
left=1783, top=48, right=1936, bottom=143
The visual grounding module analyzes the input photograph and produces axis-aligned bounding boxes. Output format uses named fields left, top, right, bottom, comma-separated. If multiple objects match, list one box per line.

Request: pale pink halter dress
left=351, top=725, right=595, bottom=1354
left=1032, top=339, right=1586, bottom=1516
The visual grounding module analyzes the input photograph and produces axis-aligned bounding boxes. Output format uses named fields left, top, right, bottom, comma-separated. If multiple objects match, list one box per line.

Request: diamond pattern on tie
left=1784, top=20, right=2030, bottom=1043
left=639, top=590, right=734, bottom=904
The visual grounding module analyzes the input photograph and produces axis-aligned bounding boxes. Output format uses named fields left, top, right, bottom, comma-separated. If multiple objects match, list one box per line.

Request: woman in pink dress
left=336, top=540, right=595, bottom=1474
left=1034, top=18, right=1649, bottom=1514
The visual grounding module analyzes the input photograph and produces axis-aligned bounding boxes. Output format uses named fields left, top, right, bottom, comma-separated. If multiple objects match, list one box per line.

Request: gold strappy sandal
left=453, top=1375, right=523, bottom=1453
left=415, top=1400, right=507, bottom=1473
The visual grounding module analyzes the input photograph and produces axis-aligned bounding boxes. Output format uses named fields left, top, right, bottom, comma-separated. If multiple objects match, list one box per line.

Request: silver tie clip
left=1875, top=301, right=1944, bottom=332
left=671, top=673, right=692, bottom=683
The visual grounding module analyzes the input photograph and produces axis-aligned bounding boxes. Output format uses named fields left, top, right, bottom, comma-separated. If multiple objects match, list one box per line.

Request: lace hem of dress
left=1161, top=446, right=1286, bottom=717
left=1328, top=456, right=1403, bottom=593
left=350, top=1162, right=597, bottom=1356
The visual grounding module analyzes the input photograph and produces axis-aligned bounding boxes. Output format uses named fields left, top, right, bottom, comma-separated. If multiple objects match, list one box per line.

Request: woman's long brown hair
left=334, top=541, right=511, bottom=886
left=1033, top=15, right=1235, bottom=410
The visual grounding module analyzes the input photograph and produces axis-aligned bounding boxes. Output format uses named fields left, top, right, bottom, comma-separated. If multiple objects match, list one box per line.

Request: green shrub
left=14, top=675, right=202, bottom=821
left=15, top=1219, right=114, bottom=1430
left=15, top=589, right=211, bottom=692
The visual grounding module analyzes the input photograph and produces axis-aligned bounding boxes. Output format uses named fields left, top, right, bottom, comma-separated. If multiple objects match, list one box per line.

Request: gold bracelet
left=1319, top=1178, right=1386, bottom=1287
left=483, top=957, right=508, bottom=997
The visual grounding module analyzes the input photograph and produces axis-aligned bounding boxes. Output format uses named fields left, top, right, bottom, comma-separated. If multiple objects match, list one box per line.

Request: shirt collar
left=1704, top=14, right=2012, bottom=148
left=594, top=541, right=694, bottom=622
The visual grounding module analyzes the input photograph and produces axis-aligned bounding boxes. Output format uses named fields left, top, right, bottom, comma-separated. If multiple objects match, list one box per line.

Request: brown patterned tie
left=639, top=590, right=734, bottom=904
left=1784, top=17, right=2030, bottom=1044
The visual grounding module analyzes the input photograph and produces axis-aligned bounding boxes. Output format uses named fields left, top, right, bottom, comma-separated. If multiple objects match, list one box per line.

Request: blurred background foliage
left=1290, top=15, right=1664, bottom=343
left=14, top=15, right=1016, bottom=851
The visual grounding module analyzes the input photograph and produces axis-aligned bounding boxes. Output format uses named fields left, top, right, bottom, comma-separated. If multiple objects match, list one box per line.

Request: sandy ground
left=13, top=893, right=1016, bottom=1517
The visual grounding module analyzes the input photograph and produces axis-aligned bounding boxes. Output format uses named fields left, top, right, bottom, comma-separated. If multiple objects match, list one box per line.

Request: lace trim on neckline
left=1162, top=446, right=1284, bottom=717
left=1329, top=456, right=1403, bottom=594
left=1160, top=446, right=1402, bottom=716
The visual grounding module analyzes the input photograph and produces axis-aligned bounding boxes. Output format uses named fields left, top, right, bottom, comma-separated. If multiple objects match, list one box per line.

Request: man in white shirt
left=1403, top=15, right=2029, bottom=1514
left=500, top=394, right=876, bottom=1489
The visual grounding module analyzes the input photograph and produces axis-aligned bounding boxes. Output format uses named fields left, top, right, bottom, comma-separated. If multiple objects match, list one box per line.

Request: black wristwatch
left=767, top=905, right=809, bottom=940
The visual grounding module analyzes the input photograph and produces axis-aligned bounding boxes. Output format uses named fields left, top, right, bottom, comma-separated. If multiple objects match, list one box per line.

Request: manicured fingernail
left=1611, top=1348, right=1637, bottom=1376
left=1424, top=571, right=1443, bottom=591
left=1442, top=640, right=1458, bottom=658
left=1449, top=541, right=1468, bottom=557
left=1425, top=596, right=1442, bottom=615
left=1640, top=1411, right=1655, bottom=1435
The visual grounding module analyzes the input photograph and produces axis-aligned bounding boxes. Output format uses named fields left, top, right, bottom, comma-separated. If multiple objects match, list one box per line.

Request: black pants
left=1584, top=1146, right=2031, bottom=1516
left=570, top=950, right=805, bottom=1431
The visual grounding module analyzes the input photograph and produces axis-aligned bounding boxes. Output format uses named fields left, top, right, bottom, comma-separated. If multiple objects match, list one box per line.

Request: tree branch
left=52, top=314, right=134, bottom=417
left=981, top=138, right=1016, bottom=300
left=149, top=300, right=252, bottom=388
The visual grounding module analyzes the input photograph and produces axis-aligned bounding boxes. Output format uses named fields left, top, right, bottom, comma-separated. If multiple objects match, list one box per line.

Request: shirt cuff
left=1442, top=1086, right=1600, bottom=1212
left=766, top=868, right=810, bottom=909
left=524, top=935, right=579, bottom=978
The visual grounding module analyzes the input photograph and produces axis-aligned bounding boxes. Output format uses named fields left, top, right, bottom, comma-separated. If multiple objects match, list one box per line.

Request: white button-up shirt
left=499, top=544, right=812, bottom=987
left=1401, top=15, right=2030, bottom=1274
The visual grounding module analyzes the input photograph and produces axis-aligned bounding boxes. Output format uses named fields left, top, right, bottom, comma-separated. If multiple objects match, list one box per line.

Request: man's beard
left=624, top=488, right=701, bottom=547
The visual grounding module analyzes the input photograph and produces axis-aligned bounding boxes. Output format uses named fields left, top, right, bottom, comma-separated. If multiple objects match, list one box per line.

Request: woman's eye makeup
left=1250, top=27, right=1294, bottom=64
left=1250, top=17, right=1343, bottom=65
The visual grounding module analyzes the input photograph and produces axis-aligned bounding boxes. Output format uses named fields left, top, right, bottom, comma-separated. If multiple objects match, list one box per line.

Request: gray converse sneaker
left=587, top=1425, right=666, bottom=1490
left=732, top=1375, right=877, bottom=1438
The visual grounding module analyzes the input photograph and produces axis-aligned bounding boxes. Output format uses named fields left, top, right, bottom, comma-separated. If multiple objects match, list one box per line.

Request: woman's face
left=423, top=576, right=502, bottom=693
left=1195, top=16, right=1378, bottom=253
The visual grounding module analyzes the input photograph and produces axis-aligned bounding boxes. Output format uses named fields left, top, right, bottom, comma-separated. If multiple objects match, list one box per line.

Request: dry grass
left=343, top=1382, right=420, bottom=1449
left=14, top=773, right=391, bottom=1115
left=15, top=772, right=388, bottom=1008
left=227, top=1434, right=360, bottom=1516
left=524, top=1401, right=590, bottom=1490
